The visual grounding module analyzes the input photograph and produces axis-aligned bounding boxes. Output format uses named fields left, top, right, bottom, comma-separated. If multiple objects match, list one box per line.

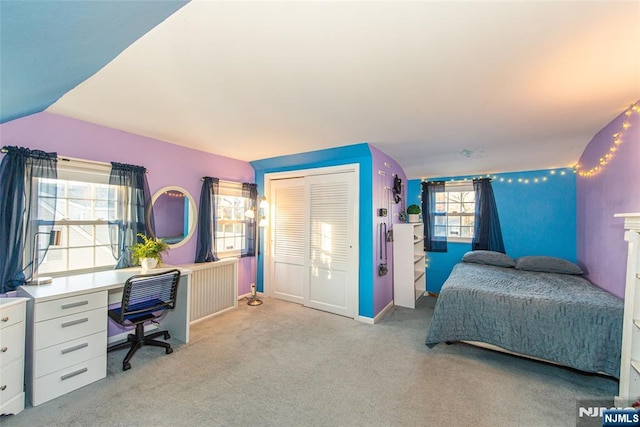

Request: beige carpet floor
left=1, top=296, right=617, bottom=426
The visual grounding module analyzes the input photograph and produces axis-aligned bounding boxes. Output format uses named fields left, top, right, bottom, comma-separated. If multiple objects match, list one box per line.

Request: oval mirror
left=151, top=186, right=197, bottom=249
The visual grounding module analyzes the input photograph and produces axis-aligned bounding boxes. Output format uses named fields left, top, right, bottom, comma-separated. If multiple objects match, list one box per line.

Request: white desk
left=17, top=267, right=191, bottom=406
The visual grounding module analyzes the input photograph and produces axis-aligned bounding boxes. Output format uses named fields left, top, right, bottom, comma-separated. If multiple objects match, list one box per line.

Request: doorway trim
left=263, top=163, right=360, bottom=319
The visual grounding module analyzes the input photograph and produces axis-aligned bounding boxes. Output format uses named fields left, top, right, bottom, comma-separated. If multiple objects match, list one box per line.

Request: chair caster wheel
left=164, top=332, right=170, bottom=340
left=445, top=341, right=452, bottom=345
left=123, top=362, right=131, bottom=371
left=166, top=347, right=173, bottom=355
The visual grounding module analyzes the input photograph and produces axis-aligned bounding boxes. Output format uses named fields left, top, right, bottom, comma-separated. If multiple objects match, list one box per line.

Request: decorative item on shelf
left=26, top=230, right=61, bottom=285
left=131, top=233, right=170, bottom=270
left=407, top=204, right=421, bottom=223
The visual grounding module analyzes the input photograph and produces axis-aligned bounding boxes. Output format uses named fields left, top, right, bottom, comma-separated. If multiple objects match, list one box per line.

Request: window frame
left=32, top=159, right=119, bottom=277
left=435, top=181, right=475, bottom=243
left=214, top=181, right=250, bottom=258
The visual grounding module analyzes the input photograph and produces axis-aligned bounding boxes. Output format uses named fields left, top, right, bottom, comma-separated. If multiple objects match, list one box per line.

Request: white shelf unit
left=393, top=223, right=426, bottom=308
left=616, top=213, right=640, bottom=406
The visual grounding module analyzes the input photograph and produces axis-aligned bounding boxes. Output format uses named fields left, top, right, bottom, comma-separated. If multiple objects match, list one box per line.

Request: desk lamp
left=27, top=229, right=61, bottom=285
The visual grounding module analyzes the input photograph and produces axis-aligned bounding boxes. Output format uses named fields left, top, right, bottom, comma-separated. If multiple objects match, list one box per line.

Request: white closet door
left=270, top=178, right=306, bottom=304
left=305, top=172, right=355, bottom=318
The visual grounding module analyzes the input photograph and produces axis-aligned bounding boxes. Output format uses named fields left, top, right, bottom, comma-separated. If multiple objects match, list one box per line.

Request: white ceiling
left=47, top=0, right=640, bottom=179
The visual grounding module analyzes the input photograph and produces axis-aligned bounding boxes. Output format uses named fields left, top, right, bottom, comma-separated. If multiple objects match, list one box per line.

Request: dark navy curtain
left=195, top=177, right=219, bottom=263
left=421, top=181, right=447, bottom=252
left=241, top=183, right=258, bottom=257
left=108, top=162, right=154, bottom=269
left=472, top=178, right=505, bottom=253
left=0, top=146, right=58, bottom=293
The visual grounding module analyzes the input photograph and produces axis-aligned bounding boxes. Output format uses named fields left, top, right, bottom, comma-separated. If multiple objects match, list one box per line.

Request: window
left=35, top=161, right=119, bottom=276
left=434, top=182, right=475, bottom=242
left=215, top=182, right=249, bottom=257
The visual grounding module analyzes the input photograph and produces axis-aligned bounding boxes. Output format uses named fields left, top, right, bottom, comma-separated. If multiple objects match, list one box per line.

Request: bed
left=425, top=251, right=624, bottom=378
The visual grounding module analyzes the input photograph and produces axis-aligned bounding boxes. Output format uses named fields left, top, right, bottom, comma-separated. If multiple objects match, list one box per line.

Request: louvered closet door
left=270, top=178, right=306, bottom=304
left=305, top=173, right=355, bottom=318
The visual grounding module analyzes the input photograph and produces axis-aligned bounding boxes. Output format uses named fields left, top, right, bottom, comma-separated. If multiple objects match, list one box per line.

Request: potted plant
left=131, top=233, right=170, bottom=270
left=407, top=204, right=421, bottom=223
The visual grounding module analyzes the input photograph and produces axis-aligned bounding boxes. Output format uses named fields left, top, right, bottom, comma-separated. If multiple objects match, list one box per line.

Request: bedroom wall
left=369, top=145, right=407, bottom=316
left=408, top=168, right=577, bottom=293
left=251, top=143, right=377, bottom=318
left=576, top=102, right=640, bottom=299
left=0, top=111, right=257, bottom=295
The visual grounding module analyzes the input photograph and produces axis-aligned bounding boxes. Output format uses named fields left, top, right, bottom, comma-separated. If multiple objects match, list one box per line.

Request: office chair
left=107, top=269, right=181, bottom=371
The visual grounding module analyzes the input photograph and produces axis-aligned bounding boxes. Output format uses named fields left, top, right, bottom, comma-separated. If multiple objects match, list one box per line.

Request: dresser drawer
left=31, top=354, right=106, bottom=406
left=34, top=330, right=106, bottom=378
left=0, top=357, right=24, bottom=406
left=0, top=302, right=25, bottom=330
left=34, top=306, right=107, bottom=350
left=0, top=321, right=25, bottom=368
left=35, top=291, right=106, bottom=322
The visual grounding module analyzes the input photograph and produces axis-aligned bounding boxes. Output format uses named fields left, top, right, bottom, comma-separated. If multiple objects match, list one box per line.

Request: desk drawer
left=35, top=306, right=107, bottom=350
left=34, top=330, right=106, bottom=378
left=0, top=303, right=25, bottom=330
left=35, top=291, right=106, bottom=322
left=31, top=354, right=106, bottom=406
left=0, top=357, right=24, bottom=406
left=0, top=321, right=25, bottom=368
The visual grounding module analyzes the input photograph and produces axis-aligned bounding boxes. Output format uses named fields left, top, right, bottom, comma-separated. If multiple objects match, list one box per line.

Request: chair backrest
left=117, top=269, right=181, bottom=322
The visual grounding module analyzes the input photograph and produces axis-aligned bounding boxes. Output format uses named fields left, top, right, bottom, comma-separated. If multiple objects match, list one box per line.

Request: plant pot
left=408, top=214, right=420, bottom=223
left=141, top=258, right=158, bottom=270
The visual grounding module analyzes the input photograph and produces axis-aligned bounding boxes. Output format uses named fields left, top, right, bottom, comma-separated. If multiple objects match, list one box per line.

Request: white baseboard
left=238, top=292, right=264, bottom=301
left=373, top=300, right=394, bottom=323
left=356, top=315, right=374, bottom=324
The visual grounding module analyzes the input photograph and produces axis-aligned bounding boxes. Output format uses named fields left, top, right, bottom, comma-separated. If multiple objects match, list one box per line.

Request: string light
left=163, top=191, right=184, bottom=198
left=421, top=168, right=573, bottom=185
left=574, top=101, right=640, bottom=178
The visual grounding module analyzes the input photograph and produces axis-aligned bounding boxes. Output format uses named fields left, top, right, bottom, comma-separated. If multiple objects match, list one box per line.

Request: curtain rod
left=59, top=155, right=111, bottom=168
left=201, top=177, right=254, bottom=186
left=1, top=148, right=110, bottom=167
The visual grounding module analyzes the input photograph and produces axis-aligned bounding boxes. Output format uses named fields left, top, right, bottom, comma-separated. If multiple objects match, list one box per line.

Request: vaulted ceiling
left=2, top=1, right=639, bottom=178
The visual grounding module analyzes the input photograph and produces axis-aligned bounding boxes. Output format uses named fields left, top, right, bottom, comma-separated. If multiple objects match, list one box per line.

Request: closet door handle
left=61, top=318, right=88, bottom=328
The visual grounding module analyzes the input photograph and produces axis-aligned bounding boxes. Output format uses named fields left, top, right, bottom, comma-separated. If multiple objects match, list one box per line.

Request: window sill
left=447, top=237, right=472, bottom=244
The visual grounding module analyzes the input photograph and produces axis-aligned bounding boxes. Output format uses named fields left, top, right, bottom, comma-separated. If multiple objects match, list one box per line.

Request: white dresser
left=20, top=290, right=108, bottom=406
left=0, top=297, right=27, bottom=415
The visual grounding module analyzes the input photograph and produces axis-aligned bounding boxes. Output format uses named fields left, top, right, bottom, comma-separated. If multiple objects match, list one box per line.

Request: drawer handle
left=0, top=385, right=6, bottom=391
left=0, top=347, right=7, bottom=353
left=61, top=367, right=88, bottom=381
left=1, top=316, right=8, bottom=322
left=61, top=318, right=89, bottom=328
left=61, top=342, right=89, bottom=355
left=61, top=300, right=89, bottom=310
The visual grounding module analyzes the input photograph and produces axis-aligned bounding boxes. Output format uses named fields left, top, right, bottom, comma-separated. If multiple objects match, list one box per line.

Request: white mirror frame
left=151, top=186, right=197, bottom=249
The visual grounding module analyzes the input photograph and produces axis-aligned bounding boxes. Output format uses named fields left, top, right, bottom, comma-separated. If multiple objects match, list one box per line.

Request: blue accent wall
left=409, top=168, right=576, bottom=293
left=250, top=143, right=374, bottom=318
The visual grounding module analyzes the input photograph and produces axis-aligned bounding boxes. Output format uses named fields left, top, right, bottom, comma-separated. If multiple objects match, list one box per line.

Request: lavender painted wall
left=369, top=145, right=407, bottom=316
left=0, top=112, right=257, bottom=296
left=577, top=103, right=640, bottom=299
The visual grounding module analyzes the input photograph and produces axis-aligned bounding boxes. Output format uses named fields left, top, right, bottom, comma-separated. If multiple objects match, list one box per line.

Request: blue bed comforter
left=425, top=262, right=623, bottom=377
